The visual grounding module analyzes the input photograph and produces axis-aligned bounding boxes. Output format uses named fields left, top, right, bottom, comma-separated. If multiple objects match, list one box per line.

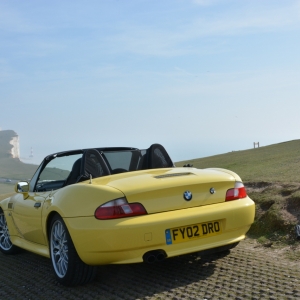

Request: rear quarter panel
left=44, top=182, right=125, bottom=218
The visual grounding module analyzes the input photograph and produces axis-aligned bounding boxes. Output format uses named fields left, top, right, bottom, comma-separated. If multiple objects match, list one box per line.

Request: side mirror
left=15, top=181, right=29, bottom=193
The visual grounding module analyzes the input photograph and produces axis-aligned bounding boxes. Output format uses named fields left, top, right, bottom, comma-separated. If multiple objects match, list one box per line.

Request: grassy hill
left=0, top=157, right=38, bottom=180
left=0, top=156, right=38, bottom=195
left=177, top=140, right=300, bottom=183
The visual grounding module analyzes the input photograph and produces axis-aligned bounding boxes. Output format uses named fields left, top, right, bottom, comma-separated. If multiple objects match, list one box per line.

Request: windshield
left=38, top=154, right=82, bottom=183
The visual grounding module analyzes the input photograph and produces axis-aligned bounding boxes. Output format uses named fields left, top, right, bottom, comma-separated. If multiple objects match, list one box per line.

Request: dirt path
left=0, top=239, right=299, bottom=299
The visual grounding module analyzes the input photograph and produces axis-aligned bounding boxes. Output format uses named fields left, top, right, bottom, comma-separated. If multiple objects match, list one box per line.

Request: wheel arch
left=46, top=211, right=60, bottom=242
left=0, top=196, right=12, bottom=211
left=45, top=211, right=77, bottom=248
left=47, top=212, right=98, bottom=285
left=0, top=202, right=18, bottom=237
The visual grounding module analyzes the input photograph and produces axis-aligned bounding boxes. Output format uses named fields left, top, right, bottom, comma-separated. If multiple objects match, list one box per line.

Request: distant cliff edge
left=0, top=130, right=20, bottom=160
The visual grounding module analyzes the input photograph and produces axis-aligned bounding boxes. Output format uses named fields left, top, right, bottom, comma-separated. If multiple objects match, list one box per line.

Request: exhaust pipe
left=156, top=252, right=166, bottom=262
left=143, top=250, right=167, bottom=263
left=144, top=253, right=156, bottom=264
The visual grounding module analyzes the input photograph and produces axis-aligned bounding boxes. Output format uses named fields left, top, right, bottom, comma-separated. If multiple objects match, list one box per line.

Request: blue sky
left=1, top=0, right=300, bottom=164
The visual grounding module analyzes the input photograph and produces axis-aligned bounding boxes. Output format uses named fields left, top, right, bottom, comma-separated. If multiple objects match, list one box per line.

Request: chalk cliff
left=0, top=129, right=20, bottom=159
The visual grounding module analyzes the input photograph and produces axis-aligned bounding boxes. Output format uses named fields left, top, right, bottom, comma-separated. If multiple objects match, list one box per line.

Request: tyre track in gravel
left=0, top=239, right=299, bottom=300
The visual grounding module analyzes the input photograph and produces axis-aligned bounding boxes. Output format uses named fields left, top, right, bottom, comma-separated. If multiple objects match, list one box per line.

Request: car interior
left=34, top=144, right=174, bottom=192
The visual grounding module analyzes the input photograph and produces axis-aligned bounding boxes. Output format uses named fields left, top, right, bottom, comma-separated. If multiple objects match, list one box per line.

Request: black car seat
left=64, top=158, right=82, bottom=186
left=64, top=149, right=111, bottom=187
left=82, top=149, right=111, bottom=179
left=147, top=144, right=174, bottom=169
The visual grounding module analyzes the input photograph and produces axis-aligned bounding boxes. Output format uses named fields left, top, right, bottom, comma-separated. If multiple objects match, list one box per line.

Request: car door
left=11, top=191, right=49, bottom=245
left=11, top=152, right=83, bottom=245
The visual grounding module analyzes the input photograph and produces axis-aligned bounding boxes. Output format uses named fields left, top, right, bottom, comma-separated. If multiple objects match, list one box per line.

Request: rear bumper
left=64, top=197, right=255, bottom=265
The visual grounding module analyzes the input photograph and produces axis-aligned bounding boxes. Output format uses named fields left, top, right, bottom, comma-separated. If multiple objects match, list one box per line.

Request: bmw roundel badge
left=183, top=191, right=192, bottom=201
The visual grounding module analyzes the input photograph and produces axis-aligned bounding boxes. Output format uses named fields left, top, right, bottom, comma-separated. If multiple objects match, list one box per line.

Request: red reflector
left=95, top=198, right=147, bottom=220
left=225, top=182, right=247, bottom=201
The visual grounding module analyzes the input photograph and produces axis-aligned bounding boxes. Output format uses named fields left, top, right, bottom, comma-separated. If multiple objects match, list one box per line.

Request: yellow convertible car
left=0, top=144, right=255, bottom=286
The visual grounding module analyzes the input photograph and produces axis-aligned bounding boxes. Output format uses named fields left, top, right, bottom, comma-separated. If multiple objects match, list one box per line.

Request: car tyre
left=0, top=210, right=19, bottom=254
left=49, top=214, right=97, bottom=286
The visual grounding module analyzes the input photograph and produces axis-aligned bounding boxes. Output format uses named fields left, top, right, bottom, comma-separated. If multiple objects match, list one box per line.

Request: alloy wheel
left=50, top=219, right=68, bottom=278
left=0, top=212, right=13, bottom=251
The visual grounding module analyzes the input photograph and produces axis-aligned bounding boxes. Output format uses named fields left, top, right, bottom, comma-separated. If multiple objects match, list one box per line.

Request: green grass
left=0, top=183, right=15, bottom=195
left=0, top=191, right=14, bottom=201
left=177, top=140, right=300, bottom=183
left=0, top=158, right=38, bottom=180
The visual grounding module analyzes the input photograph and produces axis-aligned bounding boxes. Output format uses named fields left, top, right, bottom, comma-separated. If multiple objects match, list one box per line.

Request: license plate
left=165, top=220, right=222, bottom=245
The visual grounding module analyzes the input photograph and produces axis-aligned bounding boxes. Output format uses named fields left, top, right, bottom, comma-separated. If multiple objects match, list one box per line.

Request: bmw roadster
left=0, top=144, right=255, bottom=286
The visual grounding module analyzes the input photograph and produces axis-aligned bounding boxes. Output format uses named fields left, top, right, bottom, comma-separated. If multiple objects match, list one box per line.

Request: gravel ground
left=0, top=239, right=299, bottom=300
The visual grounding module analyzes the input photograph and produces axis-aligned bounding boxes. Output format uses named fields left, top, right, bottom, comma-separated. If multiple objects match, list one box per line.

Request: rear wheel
left=0, top=210, right=19, bottom=254
left=49, top=214, right=97, bottom=286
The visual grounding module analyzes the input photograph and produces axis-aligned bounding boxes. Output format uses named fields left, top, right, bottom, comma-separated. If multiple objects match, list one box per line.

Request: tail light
left=225, top=182, right=247, bottom=201
left=95, top=198, right=147, bottom=220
